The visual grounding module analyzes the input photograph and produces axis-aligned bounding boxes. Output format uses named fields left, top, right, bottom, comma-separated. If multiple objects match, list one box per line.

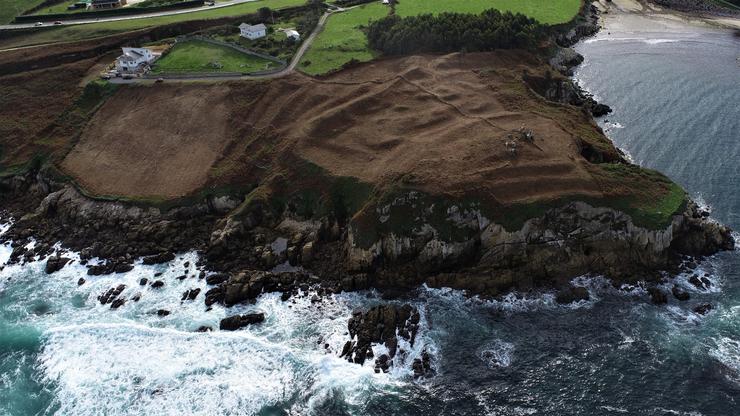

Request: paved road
left=110, top=9, right=335, bottom=84
left=0, top=0, right=259, bottom=30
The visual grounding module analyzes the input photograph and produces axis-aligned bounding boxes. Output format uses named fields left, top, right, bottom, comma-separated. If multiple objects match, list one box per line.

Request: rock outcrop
left=345, top=196, right=733, bottom=296
left=339, top=304, right=423, bottom=374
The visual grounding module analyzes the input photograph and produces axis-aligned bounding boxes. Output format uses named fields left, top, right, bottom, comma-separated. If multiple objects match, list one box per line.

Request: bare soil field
left=61, top=51, right=622, bottom=204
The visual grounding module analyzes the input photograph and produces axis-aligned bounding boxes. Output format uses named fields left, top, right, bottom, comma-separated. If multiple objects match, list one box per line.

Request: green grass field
left=396, top=0, right=582, bottom=25
left=0, top=0, right=306, bottom=48
left=30, top=0, right=87, bottom=15
left=299, top=3, right=388, bottom=75
left=0, top=0, right=46, bottom=23
left=151, top=40, right=279, bottom=73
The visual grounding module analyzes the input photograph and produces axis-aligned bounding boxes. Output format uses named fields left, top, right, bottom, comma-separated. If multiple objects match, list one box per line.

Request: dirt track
left=61, top=52, right=611, bottom=203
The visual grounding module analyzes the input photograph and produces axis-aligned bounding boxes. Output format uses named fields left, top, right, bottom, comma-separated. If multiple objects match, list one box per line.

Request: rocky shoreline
left=0, top=0, right=735, bottom=376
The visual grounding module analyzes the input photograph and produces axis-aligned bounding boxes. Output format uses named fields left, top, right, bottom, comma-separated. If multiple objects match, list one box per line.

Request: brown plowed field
left=61, top=51, right=612, bottom=203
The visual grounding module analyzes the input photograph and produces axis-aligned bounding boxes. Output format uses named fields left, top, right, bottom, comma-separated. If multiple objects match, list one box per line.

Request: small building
left=239, top=23, right=267, bottom=40
left=285, top=29, right=300, bottom=41
left=91, top=0, right=126, bottom=9
left=115, top=47, right=155, bottom=73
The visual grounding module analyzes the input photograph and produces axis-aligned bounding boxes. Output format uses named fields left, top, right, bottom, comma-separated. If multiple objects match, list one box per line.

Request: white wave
left=0, top=247, right=433, bottom=415
left=583, top=37, right=683, bottom=45
left=710, top=337, right=740, bottom=385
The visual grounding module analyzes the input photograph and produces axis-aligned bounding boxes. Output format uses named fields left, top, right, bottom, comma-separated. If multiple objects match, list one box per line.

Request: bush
left=367, top=9, right=544, bottom=55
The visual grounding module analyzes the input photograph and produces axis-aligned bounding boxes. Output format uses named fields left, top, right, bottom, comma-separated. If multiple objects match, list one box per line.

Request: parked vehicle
left=34, top=22, right=43, bottom=27
left=53, top=21, right=62, bottom=25
left=155, top=78, right=164, bottom=83
left=100, top=74, right=111, bottom=80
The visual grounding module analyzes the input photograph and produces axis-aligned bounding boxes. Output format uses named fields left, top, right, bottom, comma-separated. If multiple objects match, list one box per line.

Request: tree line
left=367, top=9, right=545, bottom=55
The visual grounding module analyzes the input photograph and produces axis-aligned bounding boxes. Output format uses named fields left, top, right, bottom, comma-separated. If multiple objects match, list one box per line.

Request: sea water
left=2, top=14, right=740, bottom=416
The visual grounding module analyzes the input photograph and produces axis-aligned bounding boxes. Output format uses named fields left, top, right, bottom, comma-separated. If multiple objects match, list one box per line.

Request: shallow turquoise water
left=1, top=17, right=740, bottom=416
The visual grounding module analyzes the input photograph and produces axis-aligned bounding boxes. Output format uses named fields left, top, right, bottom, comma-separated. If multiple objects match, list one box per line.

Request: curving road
left=0, top=0, right=260, bottom=30
left=111, top=8, right=338, bottom=84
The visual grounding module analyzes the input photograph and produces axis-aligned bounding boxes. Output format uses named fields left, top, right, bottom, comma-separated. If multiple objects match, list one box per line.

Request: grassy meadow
left=299, top=2, right=388, bottom=75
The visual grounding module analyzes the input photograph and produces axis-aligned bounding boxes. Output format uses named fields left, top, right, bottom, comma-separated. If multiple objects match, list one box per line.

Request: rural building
left=239, top=23, right=267, bottom=40
left=285, top=30, right=300, bottom=41
left=115, top=47, right=155, bottom=73
left=91, top=0, right=127, bottom=9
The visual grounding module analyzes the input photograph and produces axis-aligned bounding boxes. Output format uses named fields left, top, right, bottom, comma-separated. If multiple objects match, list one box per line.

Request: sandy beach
left=596, top=0, right=740, bottom=31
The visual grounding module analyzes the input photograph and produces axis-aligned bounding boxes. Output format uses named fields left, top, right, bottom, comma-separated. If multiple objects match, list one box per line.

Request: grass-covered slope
left=299, top=2, right=387, bottom=75
left=151, top=40, right=280, bottom=74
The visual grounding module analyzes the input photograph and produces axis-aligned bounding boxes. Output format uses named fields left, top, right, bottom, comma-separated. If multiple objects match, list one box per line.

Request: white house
left=239, top=23, right=267, bottom=40
left=285, top=29, right=300, bottom=41
left=115, top=47, right=155, bottom=73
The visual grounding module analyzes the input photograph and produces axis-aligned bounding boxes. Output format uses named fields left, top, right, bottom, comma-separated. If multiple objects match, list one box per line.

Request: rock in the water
left=341, top=304, right=420, bottom=367
left=181, top=288, right=201, bottom=301
left=157, top=309, right=170, bottom=317
left=693, top=303, right=713, bottom=315
left=648, top=287, right=668, bottom=305
left=671, top=285, right=690, bottom=301
left=150, top=280, right=164, bottom=289
left=142, top=252, right=175, bottom=265
left=412, top=350, right=434, bottom=378
left=110, top=298, right=126, bottom=309
left=77, top=278, right=86, bottom=286
left=555, top=286, right=590, bottom=304
left=139, top=278, right=148, bottom=286
left=196, top=326, right=213, bottom=332
left=219, top=313, right=265, bottom=330
left=98, top=284, right=126, bottom=305
left=45, top=256, right=70, bottom=274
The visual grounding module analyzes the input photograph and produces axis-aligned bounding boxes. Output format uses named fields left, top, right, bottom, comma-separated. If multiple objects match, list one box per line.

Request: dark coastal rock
left=205, top=273, right=229, bottom=285
left=45, top=255, right=70, bottom=274
left=142, top=252, right=175, bottom=265
left=340, top=304, right=420, bottom=370
left=215, top=270, right=315, bottom=306
left=150, top=280, right=164, bottom=289
left=693, top=303, right=713, bottom=315
left=672, top=285, right=690, bottom=301
left=555, top=286, right=590, bottom=304
left=181, top=288, right=201, bottom=301
left=204, top=286, right=224, bottom=306
left=648, top=287, right=668, bottom=305
left=98, top=284, right=126, bottom=305
left=412, top=350, right=434, bottom=378
left=688, top=274, right=713, bottom=290
left=672, top=207, right=735, bottom=256
left=196, top=326, right=213, bottom=332
left=110, top=298, right=126, bottom=309
left=219, top=313, right=265, bottom=330
left=139, top=278, right=148, bottom=286
left=157, top=309, right=170, bottom=316
left=77, top=278, right=86, bottom=286
left=590, top=103, right=612, bottom=117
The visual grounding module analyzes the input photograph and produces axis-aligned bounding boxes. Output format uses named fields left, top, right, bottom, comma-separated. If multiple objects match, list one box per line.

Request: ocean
left=1, top=12, right=740, bottom=416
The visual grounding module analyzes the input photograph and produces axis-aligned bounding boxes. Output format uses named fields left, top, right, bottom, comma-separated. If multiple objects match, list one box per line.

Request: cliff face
left=345, top=193, right=733, bottom=294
